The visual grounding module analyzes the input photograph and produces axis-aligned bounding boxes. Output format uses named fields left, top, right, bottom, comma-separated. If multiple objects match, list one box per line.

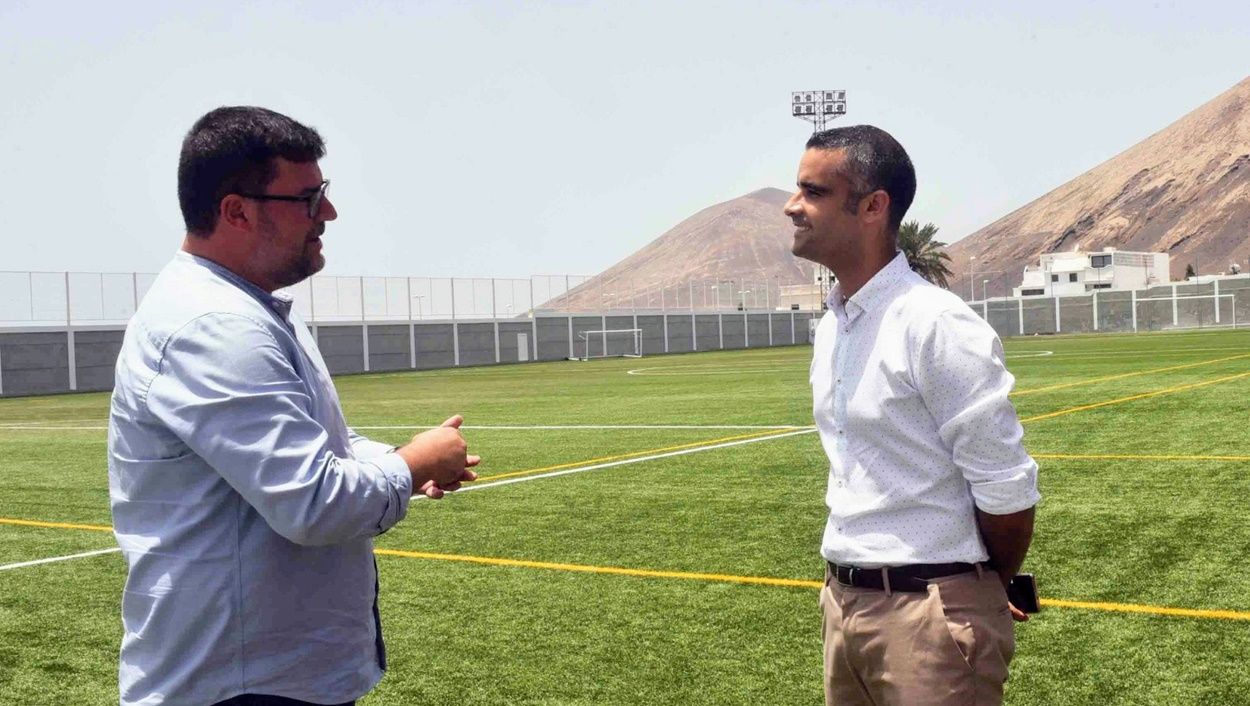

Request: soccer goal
left=576, top=328, right=643, bottom=361
left=1132, top=293, right=1237, bottom=331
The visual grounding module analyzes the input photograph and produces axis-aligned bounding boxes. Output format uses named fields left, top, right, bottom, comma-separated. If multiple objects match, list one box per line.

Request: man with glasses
left=108, top=106, right=479, bottom=706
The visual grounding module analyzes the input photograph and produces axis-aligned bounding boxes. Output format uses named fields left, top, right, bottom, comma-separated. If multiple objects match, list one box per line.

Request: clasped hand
left=397, top=415, right=481, bottom=499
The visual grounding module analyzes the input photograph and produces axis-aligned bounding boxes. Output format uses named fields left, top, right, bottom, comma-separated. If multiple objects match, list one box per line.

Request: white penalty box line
left=422, top=427, right=819, bottom=499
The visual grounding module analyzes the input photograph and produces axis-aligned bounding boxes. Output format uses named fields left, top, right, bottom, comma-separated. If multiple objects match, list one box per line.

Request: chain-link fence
left=970, top=278, right=1249, bottom=336
left=0, top=270, right=819, bottom=328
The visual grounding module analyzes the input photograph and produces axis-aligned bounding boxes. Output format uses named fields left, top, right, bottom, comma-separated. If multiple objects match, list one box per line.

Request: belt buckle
left=846, top=566, right=858, bottom=587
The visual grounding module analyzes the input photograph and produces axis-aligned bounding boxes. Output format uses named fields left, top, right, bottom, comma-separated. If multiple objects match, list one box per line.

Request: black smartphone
left=1007, top=573, right=1041, bottom=613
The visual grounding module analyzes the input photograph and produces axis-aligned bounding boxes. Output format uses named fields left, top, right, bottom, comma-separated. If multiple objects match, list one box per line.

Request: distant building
left=1012, top=248, right=1169, bottom=298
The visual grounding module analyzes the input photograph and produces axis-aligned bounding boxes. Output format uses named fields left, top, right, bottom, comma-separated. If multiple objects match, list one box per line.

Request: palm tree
left=897, top=220, right=953, bottom=288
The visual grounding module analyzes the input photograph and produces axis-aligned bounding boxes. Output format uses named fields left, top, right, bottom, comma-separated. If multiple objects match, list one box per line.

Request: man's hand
left=396, top=415, right=480, bottom=499
left=976, top=506, right=1035, bottom=623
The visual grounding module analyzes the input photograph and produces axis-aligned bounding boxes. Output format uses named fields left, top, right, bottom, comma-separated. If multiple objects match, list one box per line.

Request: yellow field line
left=472, top=428, right=806, bottom=482
left=5, top=515, right=1248, bottom=621
left=373, top=548, right=822, bottom=589
left=1034, top=453, right=1250, bottom=462
left=1039, top=598, right=1250, bottom=622
left=0, top=517, right=113, bottom=532
left=373, top=548, right=1250, bottom=621
left=1020, top=371, right=1250, bottom=424
left=1011, top=353, right=1250, bottom=397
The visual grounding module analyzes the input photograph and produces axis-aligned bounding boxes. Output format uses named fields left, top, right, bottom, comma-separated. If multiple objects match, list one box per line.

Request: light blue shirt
left=108, top=251, right=413, bottom=706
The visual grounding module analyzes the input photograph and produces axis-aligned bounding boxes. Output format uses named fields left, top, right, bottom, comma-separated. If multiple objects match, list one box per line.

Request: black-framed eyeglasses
left=237, top=179, right=330, bottom=219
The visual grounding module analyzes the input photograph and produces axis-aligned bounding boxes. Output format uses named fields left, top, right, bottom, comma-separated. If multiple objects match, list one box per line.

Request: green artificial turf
left=0, top=328, right=1248, bottom=704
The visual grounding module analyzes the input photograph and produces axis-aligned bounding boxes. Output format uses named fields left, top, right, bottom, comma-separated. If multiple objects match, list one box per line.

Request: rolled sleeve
left=366, top=451, right=414, bottom=533
left=349, top=429, right=397, bottom=460
left=145, top=313, right=412, bottom=545
left=915, top=307, right=1041, bottom=515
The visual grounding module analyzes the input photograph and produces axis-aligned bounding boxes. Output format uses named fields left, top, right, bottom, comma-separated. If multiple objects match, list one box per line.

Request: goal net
left=576, top=328, right=642, bottom=361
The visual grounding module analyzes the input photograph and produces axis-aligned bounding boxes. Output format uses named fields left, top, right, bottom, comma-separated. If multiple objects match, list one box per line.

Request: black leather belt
left=828, top=562, right=979, bottom=593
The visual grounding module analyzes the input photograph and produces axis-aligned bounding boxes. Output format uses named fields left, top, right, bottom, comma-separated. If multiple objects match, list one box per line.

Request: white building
left=1012, top=248, right=1169, bottom=298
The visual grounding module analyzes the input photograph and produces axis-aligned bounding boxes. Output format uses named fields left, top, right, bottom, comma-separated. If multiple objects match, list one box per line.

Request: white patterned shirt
left=811, top=252, right=1039, bottom=567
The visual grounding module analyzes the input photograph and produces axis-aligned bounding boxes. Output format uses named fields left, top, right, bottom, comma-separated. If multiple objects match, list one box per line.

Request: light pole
left=969, top=256, right=977, bottom=300
left=792, top=89, right=847, bottom=305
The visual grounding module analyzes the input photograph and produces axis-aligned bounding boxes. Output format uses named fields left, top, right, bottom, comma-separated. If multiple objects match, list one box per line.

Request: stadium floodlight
left=575, top=328, right=643, bottom=361
left=792, top=90, right=847, bottom=303
left=791, top=89, right=847, bottom=132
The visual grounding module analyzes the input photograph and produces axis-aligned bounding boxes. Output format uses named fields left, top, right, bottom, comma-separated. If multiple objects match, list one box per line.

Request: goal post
left=1132, top=293, right=1236, bottom=331
left=575, top=328, right=643, bottom=361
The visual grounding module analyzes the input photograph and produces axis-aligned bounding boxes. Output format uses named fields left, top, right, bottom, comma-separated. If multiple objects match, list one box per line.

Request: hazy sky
left=2, top=1, right=1247, bottom=279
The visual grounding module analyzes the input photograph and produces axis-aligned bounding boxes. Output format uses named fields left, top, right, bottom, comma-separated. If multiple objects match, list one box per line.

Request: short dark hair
left=178, top=106, right=325, bottom=235
left=806, top=125, right=916, bottom=233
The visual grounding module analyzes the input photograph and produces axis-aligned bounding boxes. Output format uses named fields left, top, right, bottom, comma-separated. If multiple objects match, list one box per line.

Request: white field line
left=627, top=366, right=807, bottom=376
left=0, top=423, right=808, bottom=432
left=423, top=427, right=818, bottom=499
left=0, top=547, right=121, bottom=572
left=1006, top=351, right=1053, bottom=359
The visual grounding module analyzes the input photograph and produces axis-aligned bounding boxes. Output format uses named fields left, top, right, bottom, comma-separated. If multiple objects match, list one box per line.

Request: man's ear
left=219, top=195, right=252, bottom=232
left=861, top=190, right=891, bottom=227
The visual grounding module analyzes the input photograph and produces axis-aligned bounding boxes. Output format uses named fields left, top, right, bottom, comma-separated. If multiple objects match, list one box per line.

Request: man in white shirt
left=784, top=125, right=1040, bottom=705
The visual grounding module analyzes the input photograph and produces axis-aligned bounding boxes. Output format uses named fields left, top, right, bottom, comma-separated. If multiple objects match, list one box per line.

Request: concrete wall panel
left=665, top=315, right=694, bottom=353
left=457, top=323, right=497, bottom=366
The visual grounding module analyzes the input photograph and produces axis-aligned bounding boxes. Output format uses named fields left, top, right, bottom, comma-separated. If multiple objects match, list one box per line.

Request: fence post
left=1054, top=296, right=1062, bottom=333
left=530, top=278, right=538, bottom=361
left=661, top=281, right=670, bottom=353
left=1214, top=279, right=1221, bottom=324
left=359, top=276, right=370, bottom=372
left=1131, top=289, right=1138, bottom=332
left=65, top=272, right=77, bottom=391
left=492, top=279, right=500, bottom=364
left=1017, top=298, right=1024, bottom=336
left=791, top=311, right=796, bottom=344
left=407, top=278, right=416, bottom=369
left=1092, top=292, right=1099, bottom=331
left=1171, top=284, right=1178, bottom=327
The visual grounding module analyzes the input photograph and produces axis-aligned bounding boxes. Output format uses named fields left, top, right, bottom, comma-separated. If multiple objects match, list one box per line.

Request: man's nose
left=783, top=193, right=801, bottom=216
left=319, top=196, right=338, bottom=222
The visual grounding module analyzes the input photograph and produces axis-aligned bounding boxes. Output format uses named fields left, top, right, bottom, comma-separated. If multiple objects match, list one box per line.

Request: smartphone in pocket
left=1007, top=573, right=1041, bottom=613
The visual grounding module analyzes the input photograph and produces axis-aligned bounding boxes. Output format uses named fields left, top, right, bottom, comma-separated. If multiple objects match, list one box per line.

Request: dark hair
left=178, top=106, right=326, bottom=235
left=806, top=125, right=916, bottom=233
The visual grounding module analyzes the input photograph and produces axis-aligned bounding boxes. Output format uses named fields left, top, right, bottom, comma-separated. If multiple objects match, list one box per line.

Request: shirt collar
left=827, top=251, right=910, bottom=320
left=177, top=251, right=295, bottom=321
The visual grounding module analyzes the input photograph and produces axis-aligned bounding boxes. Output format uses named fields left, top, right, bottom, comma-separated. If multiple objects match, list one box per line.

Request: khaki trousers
left=820, top=568, right=1015, bottom=706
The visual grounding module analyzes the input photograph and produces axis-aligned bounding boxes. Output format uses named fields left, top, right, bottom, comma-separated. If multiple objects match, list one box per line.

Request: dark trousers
left=213, top=695, right=355, bottom=706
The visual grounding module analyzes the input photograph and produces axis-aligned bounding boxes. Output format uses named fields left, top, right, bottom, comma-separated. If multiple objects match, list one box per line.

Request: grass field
left=1, top=328, right=1249, bottom=705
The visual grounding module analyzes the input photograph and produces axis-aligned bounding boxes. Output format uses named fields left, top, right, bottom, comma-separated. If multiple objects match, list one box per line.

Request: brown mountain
left=947, top=76, right=1250, bottom=299
left=551, top=187, right=811, bottom=309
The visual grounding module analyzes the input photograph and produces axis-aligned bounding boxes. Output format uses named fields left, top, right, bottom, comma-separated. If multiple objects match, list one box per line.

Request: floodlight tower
left=792, top=90, right=847, bottom=307
left=791, top=89, right=847, bottom=131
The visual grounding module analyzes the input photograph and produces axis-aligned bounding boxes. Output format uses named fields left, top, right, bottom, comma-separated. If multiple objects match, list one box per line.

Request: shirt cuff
left=969, top=463, right=1041, bottom=515
left=367, top=452, right=413, bottom=534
